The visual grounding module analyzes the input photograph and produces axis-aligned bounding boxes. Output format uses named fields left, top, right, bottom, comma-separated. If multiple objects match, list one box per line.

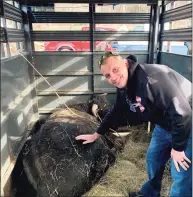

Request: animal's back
left=22, top=108, right=115, bottom=197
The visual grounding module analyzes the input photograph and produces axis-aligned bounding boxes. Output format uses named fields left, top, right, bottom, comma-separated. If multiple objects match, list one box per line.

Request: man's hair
left=126, top=54, right=137, bottom=63
left=98, top=52, right=122, bottom=69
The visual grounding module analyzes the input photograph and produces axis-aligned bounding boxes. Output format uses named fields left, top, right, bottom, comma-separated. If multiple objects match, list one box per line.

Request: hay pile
left=84, top=124, right=172, bottom=197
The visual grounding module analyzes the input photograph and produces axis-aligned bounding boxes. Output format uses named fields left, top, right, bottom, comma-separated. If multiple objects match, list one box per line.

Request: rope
left=17, top=50, right=123, bottom=157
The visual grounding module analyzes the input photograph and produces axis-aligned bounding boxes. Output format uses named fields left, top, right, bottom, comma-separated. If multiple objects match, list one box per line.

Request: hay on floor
left=84, top=124, right=172, bottom=197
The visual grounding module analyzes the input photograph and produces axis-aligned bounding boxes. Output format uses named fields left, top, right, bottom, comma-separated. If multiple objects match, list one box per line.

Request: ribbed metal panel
left=7, top=29, right=25, bottom=42
left=94, top=31, right=149, bottom=41
left=37, top=95, right=93, bottom=114
left=0, top=27, right=6, bottom=42
left=32, top=52, right=92, bottom=73
left=38, top=91, right=116, bottom=115
left=30, top=12, right=90, bottom=23
left=1, top=55, right=37, bottom=185
left=158, top=52, right=192, bottom=82
left=35, top=75, right=93, bottom=93
left=4, top=2, right=23, bottom=22
left=30, top=12, right=151, bottom=24
left=161, top=28, right=192, bottom=41
left=95, top=13, right=151, bottom=24
left=31, top=31, right=90, bottom=41
left=162, top=3, right=192, bottom=23
left=32, top=52, right=94, bottom=111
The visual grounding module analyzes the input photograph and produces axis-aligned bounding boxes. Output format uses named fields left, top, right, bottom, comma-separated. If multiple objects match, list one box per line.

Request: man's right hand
left=75, top=132, right=101, bottom=144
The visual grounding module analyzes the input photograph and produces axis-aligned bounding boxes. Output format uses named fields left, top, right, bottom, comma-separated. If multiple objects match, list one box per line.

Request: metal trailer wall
left=158, top=52, right=192, bottom=82
left=29, top=1, right=158, bottom=118
left=158, top=3, right=192, bottom=81
left=1, top=1, right=38, bottom=195
left=33, top=51, right=148, bottom=116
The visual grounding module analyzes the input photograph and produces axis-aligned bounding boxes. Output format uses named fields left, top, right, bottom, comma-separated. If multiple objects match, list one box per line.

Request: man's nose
left=110, top=74, right=117, bottom=84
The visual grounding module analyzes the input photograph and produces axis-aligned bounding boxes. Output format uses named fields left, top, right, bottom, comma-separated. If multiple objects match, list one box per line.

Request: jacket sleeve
left=146, top=72, right=192, bottom=151
left=96, top=89, right=125, bottom=135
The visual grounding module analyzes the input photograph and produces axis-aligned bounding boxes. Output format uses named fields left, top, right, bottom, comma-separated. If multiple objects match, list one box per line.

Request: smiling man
left=75, top=52, right=192, bottom=197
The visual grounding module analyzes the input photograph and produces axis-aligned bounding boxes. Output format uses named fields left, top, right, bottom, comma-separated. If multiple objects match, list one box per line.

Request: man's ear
left=124, top=59, right=129, bottom=68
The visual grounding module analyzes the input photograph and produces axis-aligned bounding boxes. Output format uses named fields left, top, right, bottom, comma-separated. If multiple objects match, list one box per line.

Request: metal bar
left=162, top=3, right=192, bottom=23
left=1, top=43, right=5, bottom=57
left=30, top=12, right=90, bottom=23
left=32, top=51, right=92, bottom=55
left=147, top=5, right=154, bottom=63
left=90, top=1, right=94, bottom=100
left=17, top=0, right=158, bottom=5
left=31, top=31, right=90, bottom=41
left=90, top=3, right=94, bottom=52
left=30, top=12, right=151, bottom=24
left=28, top=8, right=35, bottom=51
left=0, top=27, right=6, bottom=42
left=95, top=31, right=149, bottom=41
left=0, top=0, right=4, bottom=17
left=158, top=0, right=165, bottom=52
left=93, top=51, right=149, bottom=55
left=157, top=0, right=165, bottom=63
left=31, top=31, right=149, bottom=41
left=161, top=28, right=192, bottom=41
left=15, top=21, right=20, bottom=50
left=21, top=4, right=39, bottom=120
left=1, top=5, right=11, bottom=57
left=34, top=71, right=93, bottom=76
left=95, top=13, right=151, bottom=24
left=37, top=91, right=94, bottom=96
left=148, top=3, right=159, bottom=63
left=4, top=1, right=23, bottom=22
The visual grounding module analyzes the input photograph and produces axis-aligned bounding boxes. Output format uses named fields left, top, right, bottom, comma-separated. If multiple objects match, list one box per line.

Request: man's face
left=100, top=56, right=129, bottom=89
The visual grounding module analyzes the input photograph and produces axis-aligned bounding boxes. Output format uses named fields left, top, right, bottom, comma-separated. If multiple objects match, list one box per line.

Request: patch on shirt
left=136, top=96, right=145, bottom=112
left=126, top=96, right=145, bottom=112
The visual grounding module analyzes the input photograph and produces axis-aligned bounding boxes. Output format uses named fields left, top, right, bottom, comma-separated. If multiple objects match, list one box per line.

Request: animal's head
left=88, top=93, right=110, bottom=120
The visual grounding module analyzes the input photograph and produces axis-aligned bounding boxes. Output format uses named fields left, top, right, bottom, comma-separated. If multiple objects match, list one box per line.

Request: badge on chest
left=126, top=96, right=145, bottom=113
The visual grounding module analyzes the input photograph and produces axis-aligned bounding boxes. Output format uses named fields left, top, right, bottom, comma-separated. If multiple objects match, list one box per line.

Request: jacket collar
left=128, top=59, right=138, bottom=80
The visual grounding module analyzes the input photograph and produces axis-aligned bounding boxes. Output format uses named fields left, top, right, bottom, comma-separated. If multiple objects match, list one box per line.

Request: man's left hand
left=171, top=148, right=191, bottom=172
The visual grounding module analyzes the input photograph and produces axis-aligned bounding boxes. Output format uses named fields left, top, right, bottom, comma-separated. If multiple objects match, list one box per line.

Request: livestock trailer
left=1, top=0, right=192, bottom=196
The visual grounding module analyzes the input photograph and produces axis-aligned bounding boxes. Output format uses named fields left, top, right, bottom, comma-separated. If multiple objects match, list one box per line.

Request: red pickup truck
left=44, top=26, right=117, bottom=51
